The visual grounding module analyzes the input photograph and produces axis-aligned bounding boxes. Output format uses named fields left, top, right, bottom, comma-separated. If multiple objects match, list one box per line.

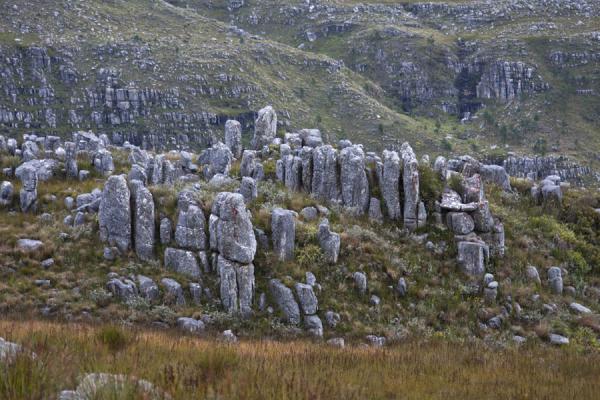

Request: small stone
left=353, top=271, right=367, bottom=295
left=569, top=302, right=592, bottom=314
left=365, top=335, right=386, bottom=347
left=41, top=258, right=54, bottom=269
left=327, top=337, right=345, bottom=348
left=549, top=333, right=569, bottom=346
left=325, top=311, right=341, bottom=328
left=370, top=295, right=381, bottom=306
left=177, top=317, right=205, bottom=334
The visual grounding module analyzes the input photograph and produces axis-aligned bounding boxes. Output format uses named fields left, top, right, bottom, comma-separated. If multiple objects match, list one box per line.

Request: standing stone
left=252, top=105, right=277, bottom=149
left=311, top=145, right=340, bottom=202
left=304, top=315, right=324, bottom=337
left=210, top=192, right=257, bottom=264
left=284, top=155, right=303, bottom=192
left=401, top=143, right=419, bottom=231
left=339, top=145, right=370, bottom=214
left=472, top=201, right=495, bottom=232
left=299, top=129, right=324, bottom=148
left=353, top=272, right=367, bottom=295
left=19, top=165, right=38, bottom=213
left=382, top=150, right=401, bottom=220
left=137, top=275, right=159, bottom=302
left=548, top=267, right=563, bottom=295
left=299, top=147, right=313, bottom=192
left=368, top=197, right=383, bottom=223
left=201, top=142, right=233, bottom=180
left=240, top=150, right=257, bottom=177
left=217, top=255, right=255, bottom=316
left=433, top=156, right=447, bottom=180
left=164, top=248, right=201, bottom=278
left=150, top=155, right=165, bottom=185
left=271, top=208, right=296, bottom=261
left=295, top=283, right=318, bottom=315
left=480, top=165, right=511, bottom=191
left=175, top=205, right=207, bottom=251
left=239, top=177, right=258, bottom=204
left=457, top=241, right=488, bottom=276
left=0, top=181, right=13, bottom=206
left=268, top=279, right=301, bottom=324
left=94, top=149, right=115, bottom=176
left=446, top=212, right=475, bottom=235
left=224, top=120, right=242, bottom=159
left=99, top=175, right=131, bottom=253
left=133, top=184, right=155, bottom=261
left=526, top=265, right=541, bottom=285
left=159, top=218, right=172, bottom=245
left=317, top=219, right=340, bottom=264
left=161, top=278, right=185, bottom=306
left=64, top=142, right=78, bottom=179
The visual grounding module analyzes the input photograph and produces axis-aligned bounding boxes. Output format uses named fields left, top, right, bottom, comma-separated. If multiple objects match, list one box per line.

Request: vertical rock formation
left=252, top=105, right=277, bottom=150
left=339, top=144, right=370, bottom=214
left=99, top=175, right=131, bottom=253
left=132, top=182, right=155, bottom=261
left=311, top=145, right=340, bottom=202
left=271, top=208, right=296, bottom=261
left=401, top=143, right=419, bottom=231
left=64, top=141, right=78, bottom=179
left=382, top=150, right=401, bottom=220
left=224, top=119, right=242, bottom=159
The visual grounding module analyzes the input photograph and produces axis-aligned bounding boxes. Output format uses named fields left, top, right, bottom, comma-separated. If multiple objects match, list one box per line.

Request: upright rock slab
left=317, top=219, right=340, bottom=264
left=268, top=279, right=301, bottom=324
left=340, top=145, right=370, bottom=214
left=382, top=150, right=401, bottom=220
left=311, top=145, right=340, bottom=202
left=401, top=143, right=419, bottom=231
left=252, top=105, right=277, bottom=149
left=457, top=241, right=488, bottom=277
left=132, top=183, right=155, bottom=261
left=218, top=255, right=255, bottom=316
left=271, top=208, right=296, bottom=261
left=99, top=175, right=131, bottom=253
left=175, top=205, right=207, bottom=251
left=224, top=119, right=242, bottom=159
left=19, top=165, right=38, bottom=213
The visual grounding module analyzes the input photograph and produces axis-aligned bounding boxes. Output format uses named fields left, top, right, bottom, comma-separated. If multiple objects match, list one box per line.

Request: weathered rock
left=433, top=156, right=447, bottom=180
left=239, top=176, right=257, bottom=203
left=382, top=150, right=401, bottom=220
left=396, top=277, right=408, bottom=297
left=177, top=317, right=205, bottom=334
left=304, top=315, right=323, bottom=337
left=311, top=145, right=340, bottom=202
left=175, top=205, right=207, bottom=251
left=295, top=283, right=318, bottom=315
left=549, top=333, right=569, bottom=345
left=106, top=278, right=137, bottom=300
left=457, top=241, right=488, bottom=276
left=299, top=129, right=323, bottom=148
left=268, top=279, right=300, bottom=325
left=137, top=275, right=159, bottom=302
left=164, top=248, right=201, bottom=279
left=128, top=164, right=147, bottom=184
left=300, top=206, right=318, bottom=221
left=201, top=142, right=233, bottom=180
left=99, top=175, right=131, bottom=253
left=132, top=184, right=155, bottom=261
left=401, top=143, right=419, bottom=230
left=327, top=337, right=345, bottom=348
left=64, top=142, right=78, bottom=179
left=462, top=174, right=485, bottom=203
left=570, top=302, right=591, bottom=314
left=284, top=155, right=303, bottom=192
left=480, top=165, right=511, bottom=191
left=317, top=219, right=340, bottom=264
left=17, top=238, right=43, bottom=252
left=353, top=271, right=367, bottom=295
left=159, top=218, right=172, bottom=245
left=271, top=208, right=296, bottom=261
left=446, top=212, right=475, bottom=235
left=224, top=119, right=242, bottom=159
left=548, top=267, right=563, bottom=295
left=0, top=181, right=13, bottom=206
left=240, top=150, right=258, bottom=178
left=252, top=105, right=277, bottom=149
left=325, top=311, right=341, bottom=328
left=18, top=165, right=37, bottom=212
left=472, top=201, right=495, bottom=232
left=94, top=149, right=114, bottom=176
left=217, top=255, right=255, bottom=316
left=299, top=146, right=313, bottom=192
left=339, top=145, right=369, bottom=214
left=526, top=265, right=541, bottom=285
left=210, top=192, right=256, bottom=264
left=161, top=278, right=185, bottom=306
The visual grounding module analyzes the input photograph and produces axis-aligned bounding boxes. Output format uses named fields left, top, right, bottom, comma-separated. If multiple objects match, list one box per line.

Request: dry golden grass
left=1, top=319, right=600, bottom=399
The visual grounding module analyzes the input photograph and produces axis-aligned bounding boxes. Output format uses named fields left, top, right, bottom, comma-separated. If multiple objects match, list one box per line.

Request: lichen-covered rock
left=18, top=164, right=37, bottom=212
left=239, top=176, right=257, bottom=203
left=217, top=255, right=255, bottom=316
left=99, top=175, right=131, bottom=253
left=159, top=218, right=172, bottom=245
left=210, top=192, right=256, bottom=264
left=94, top=149, right=114, bottom=176
left=457, top=241, right=488, bottom=276
left=177, top=317, right=205, bottom=335
left=446, top=212, right=475, bottom=235
left=299, top=129, right=323, bottom=148
left=137, top=275, right=159, bottom=302
left=175, top=205, right=207, bottom=251
left=317, top=218, right=340, bottom=264
left=304, top=315, right=324, bottom=337
left=548, top=266, right=563, bottom=295
left=382, top=150, right=401, bottom=220
left=298, top=146, right=313, bottom=192
left=401, top=143, right=419, bottom=231
left=64, top=141, right=78, bottom=178
left=0, top=181, right=13, bottom=206
left=268, top=279, right=300, bottom=325
left=224, top=119, right=242, bottom=159
left=433, top=156, right=447, bottom=180
left=480, top=165, right=511, bottom=191
left=201, top=142, right=233, bottom=180
left=132, top=184, right=155, bottom=261
left=164, top=248, right=201, bottom=279
left=353, top=271, right=367, bottom=295
left=106, top=278, right=137, bottom=300
left=252, top=105, right=277, bottom=149
left=339, top=145, right=369, bottom=214
left=161, top=278, right=185, bottom=306
left=284, top=155, right=303, bottom=192
left=271, top=208, right=296, bottom=261
left=311, top=145, right=340, bottom=202
left=295, top=283, right=318, bottom=315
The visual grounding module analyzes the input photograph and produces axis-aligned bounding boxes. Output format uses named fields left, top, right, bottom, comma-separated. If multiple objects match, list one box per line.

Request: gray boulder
left=548, top=267, right=563, bottom=295
left=457, top=241, right=488, bottom=276
left=0, top=181, right=13, bottom=206
left=339, top=145, right=370, bottom=214
left=175, top=205, right=207, bottom=251
left=252, top=105, right=277, bottom=149
left=159, top=218, right=172, bottom=245
left=368, top=197, right=384, bottom=223
left=317, top=219, right=340, bottom=264
left=271, top=208, right=296, bottom=261
left=284, top=155, right=303, bottom=192
left=177, top=317, right=205, bottom=334
left=201, top=142, right=233, bottom=180
left=480, top=165, right=511, bottom=191
left=64, top=142, right=78, bottom=179
left=106, top=278, right=137, bottom=300
left=401, top=143, right=419, bottom=231
left=268, top=279, right=301, bottom=324
left=217, top=255, right=255, bottom=316
left=161, top=278, right=185, bottom=306
left=137, top=275, right=159, bottom=302
left=18, top=165, right=38, bottom=212
left=299, top=129, right=323, bottom=148
left=311, top=145, right=340, bottom=202
left=300, top=206, right=318, bottom=221
left=132, top=184, right=155, bottom=261
left=224, top=119, right=242, bottom=159
left=304, top=315, right=323, bottom=337
left=210, top=192, right=256, bottom=264
left=526, top=265, right=541, bottom=285
left=382, top=150, right=401, bottom=220
left=295, top=283, right=318, bottom=315
left=164, top=248, right=201, bottom=279
left=239, top=176, right=257, bottom=203
left=353, top=271, right=367, bottom=295
left=99, top=175, right=131, bottom=253
left=446, top=212, right=475, bottom=235
left=299, top=147, right=313, bottom=192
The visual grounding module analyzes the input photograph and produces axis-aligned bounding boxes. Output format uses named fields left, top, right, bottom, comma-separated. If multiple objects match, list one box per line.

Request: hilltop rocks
left=0, top=181, right=13, bottom=206
left=132, top=184, right=155, bottom=261
left=200, top=142, right=233, bottom=180
left=480, top=165, right=511, bottom=191
left=401, top=143, right=420, bottom=231
left=317, top=219, right=340, bottom=264
left=268, top=279, right=301, bottom=324
left=312, top=145, right=340, bottom=202
left=164, top=248, right=201, bottom=279
left=210, top=192, right=256, bottom=264
left=271, top=208, right=296, bottom=261
left=99, top=175, right=131, bottom=253
left=175, top=205, right=207, bottom=251
left=19, top=164, right=37, bottom=212
left=382, top=150, right=401, bottom=220
left=160, top=218, right=172, bottom=244
left=457, top=241, right=488, bottom=276
left=252, top=105, right=277, bottom=149
left=93, top=149, right=115, bottom=176
left=224, top=119, right=242, bottom=159
left=218, top=255, right=255, bottom=316
left=340, top=145, right=370, bottom=214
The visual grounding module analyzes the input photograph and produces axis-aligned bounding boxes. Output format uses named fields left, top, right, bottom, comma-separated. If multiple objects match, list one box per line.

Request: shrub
left=419, top=164, right=443, bottom=210
left=96, top=325, right=130, bottom=352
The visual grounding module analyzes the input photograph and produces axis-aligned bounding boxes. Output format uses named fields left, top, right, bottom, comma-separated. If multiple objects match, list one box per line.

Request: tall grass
left=1, top=320, right=600, bottom=399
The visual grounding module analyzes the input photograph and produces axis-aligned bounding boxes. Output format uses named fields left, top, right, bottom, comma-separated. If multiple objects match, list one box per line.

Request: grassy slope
left=2, top=319, right=600, bottom=399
